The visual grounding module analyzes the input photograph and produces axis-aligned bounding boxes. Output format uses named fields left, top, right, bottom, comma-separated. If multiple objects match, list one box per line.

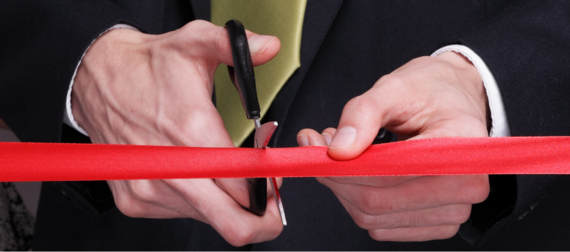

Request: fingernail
left=248, top=35, right=276, bottom=54
left=322, top=133, right=332, bottom=146
left=297, top=134, right=309, bottom=147
left=329, top=127, right=356, bottom=149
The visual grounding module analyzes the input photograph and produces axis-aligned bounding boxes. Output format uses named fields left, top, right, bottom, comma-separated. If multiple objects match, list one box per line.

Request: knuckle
left=129, top=181, right=157, bottom=203
left=368, top=229, right=405, bottom=242
left=223, top=225, right=256, bottom=247
left=181, top=20, right=228, bottom=60
left=188, top=104, right=218, bottom=126
left=186, top=19, right=207, bottom=28
left=215, top=31, right=230, bottom=53
left=185, top=20, right=219, bottom=39
left=368, top=230, right=384, bottom=241
left=446, top=205, right=472, bottom=224
left=462, top=176, right=490, bottom=203
left=321, top=127, right=337, bottom=135
left=359, top=201, right=378, bottom=215
left=298, top=128, right=316, bottom=135
left=456, top=206, right=472, bottom=224
left=405, top=215, right=423, bottom=228
left=410, top=55, right=432, bottom=65
left=351, top=212, right=375, bottom=229
left=377, top=74, right=406, bottom=90
left=115, top=195, right=145, bottom=218
left=265, top=223, right=284, bottom=241
left=439, top=225, right=461, bottom=240
left=357, top=191, right=386, bottom=215
left=413, top=55, right=445, bottom=70
left=181, top=20, right=210, bottom=39
left=174, top=106, right=228, bottom=146
left=227, top=181, right=250, bottom=205
left=367, top=229, right=401, bottom=242
left=344, top=95, right=378, bottom=117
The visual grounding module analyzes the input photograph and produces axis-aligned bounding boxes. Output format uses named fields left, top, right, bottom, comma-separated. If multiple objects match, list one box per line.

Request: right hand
left=72, top=20, right=283, bottom=246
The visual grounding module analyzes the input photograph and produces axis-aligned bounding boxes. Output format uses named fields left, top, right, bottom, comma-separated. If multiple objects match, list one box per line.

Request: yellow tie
left=211, top=0, right=307, bottom=146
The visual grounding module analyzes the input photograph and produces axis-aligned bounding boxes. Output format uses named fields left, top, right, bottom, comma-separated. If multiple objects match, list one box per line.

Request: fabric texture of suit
left=2, top=0, right=570, bottom=250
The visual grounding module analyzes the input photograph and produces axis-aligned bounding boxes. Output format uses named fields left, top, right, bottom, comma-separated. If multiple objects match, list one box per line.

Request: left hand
left=296, top=52, right=491, bottom=241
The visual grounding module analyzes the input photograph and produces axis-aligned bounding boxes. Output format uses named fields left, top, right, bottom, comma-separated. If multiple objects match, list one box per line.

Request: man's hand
left=72, top=20, right=282, bottom=246
left=297, top=52, right=490, bottom=241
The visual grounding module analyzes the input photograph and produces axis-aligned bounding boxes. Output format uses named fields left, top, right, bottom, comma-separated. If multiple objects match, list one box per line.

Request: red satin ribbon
left=1, top=137, right=569, bottom=182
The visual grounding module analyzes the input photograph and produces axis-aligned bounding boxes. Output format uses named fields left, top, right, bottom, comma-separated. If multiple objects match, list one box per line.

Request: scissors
left=224, top=19, right=287, bottom=226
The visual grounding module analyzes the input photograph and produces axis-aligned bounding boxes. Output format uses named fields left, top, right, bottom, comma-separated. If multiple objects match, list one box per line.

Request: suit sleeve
left=457, top=0, right=570, bottom=246
left=460, top=0, right=570, bottom=137
left=0, top=0, right=193, bottom=143
left=0, top=0, right=194, bottom=215
left=0, top=0, right=132, bottom=142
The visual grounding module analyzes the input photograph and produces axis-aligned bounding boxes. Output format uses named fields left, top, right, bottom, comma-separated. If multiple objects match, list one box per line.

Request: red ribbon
left=1, top=137, right=569, bottom=182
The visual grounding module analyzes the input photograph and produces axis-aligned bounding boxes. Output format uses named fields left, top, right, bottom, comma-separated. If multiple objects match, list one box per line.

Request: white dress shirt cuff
left=431, top=45, right=511, bottom=137
left=63, top=24, right=139, bottom=136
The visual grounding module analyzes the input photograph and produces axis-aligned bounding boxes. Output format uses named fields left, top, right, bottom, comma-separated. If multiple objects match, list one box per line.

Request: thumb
left=179, top=20, right=281, bottom=67
left=328, top=91, right=392, bottom=160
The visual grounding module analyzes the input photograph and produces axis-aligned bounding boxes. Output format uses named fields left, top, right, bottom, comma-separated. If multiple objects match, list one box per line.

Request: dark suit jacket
left=2, top=0, right=570, bottom=250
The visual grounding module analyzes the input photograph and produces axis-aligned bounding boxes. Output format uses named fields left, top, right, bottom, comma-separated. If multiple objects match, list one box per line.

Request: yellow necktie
left=211, top=0, right=307, bottom=146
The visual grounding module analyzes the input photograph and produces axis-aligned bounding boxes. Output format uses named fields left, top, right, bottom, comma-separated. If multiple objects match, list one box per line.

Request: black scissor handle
left=247, top=178, right=267, bottom=216
left=225, top=19, right=261, bottom=120
left=225, top=19, right=267, bottom=216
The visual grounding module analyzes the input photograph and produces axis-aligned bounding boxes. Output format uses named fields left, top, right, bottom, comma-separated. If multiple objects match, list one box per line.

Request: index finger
left=319, top=175, right=489, bottom=215
left=176, top=20, right=281, bottom=67
left=165, top=178, right=283, bottom=246
left=321, top=175, right=420, bottom=188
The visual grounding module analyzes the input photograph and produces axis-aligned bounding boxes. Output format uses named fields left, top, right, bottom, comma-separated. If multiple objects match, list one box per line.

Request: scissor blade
left=270, top=177, right=287, bottom=226
left=254, top=121, right=286, bottom=226
left=254, top=121, right=278, bottom=148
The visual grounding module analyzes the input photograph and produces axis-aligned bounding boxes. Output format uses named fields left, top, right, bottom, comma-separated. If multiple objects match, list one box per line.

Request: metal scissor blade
left=254, top=121, right=278, bottom=148
left=254, top=121, right=287, bottom=226
left=270, top=177, right=287, bottom=226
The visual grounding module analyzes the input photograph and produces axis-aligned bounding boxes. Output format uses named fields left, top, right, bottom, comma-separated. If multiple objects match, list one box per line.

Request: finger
left=320, top=175, right=489, bottom=215
left=108, top=180, right=195, bottom=219
left=320, top=176, right=419, bottom=187
left=297, top=129, right=329, bottom=147
left=321, top=128, right=336, bottom=146
left=327, top=86, right=397, bottom=160
left=166, top=179, right=283, bottom=246
left=178, top=20, right=281, bottom=67
left=369, top=225, right=460, bottom=242
left=337, top=195, right=471, bottom=229
left=172, top=100, right=235, bottom=147
left=215, top=178, right=250, bottom=207
left=215, top=177, right=283, bottom=208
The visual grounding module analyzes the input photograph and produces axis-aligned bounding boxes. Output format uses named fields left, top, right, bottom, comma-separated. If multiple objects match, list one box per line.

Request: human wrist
left=436, top=51, right=489, bottom=128
left=437, top=51, right=483, bottom=92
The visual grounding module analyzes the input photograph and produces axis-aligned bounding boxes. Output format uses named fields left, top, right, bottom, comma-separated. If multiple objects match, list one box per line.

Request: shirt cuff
left=63, top=24, right=139, bottom=136
left=431, top=45, right=511, bottom=137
